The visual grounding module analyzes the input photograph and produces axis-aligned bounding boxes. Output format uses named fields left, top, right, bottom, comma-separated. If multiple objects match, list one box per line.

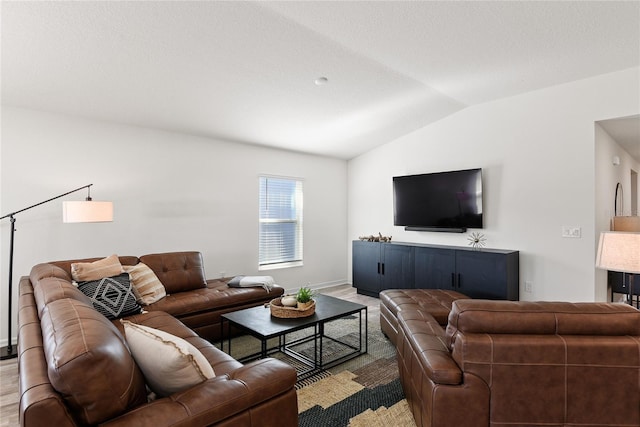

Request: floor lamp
left=596, top=231, right=640, bottom=307
left=0, top=184, right=113, bottom=360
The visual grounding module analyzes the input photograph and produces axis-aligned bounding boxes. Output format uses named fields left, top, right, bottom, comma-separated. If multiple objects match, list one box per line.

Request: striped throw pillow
left=124, top=263, right=166, bottom=305
left=71, top=254, right=123, bottom=281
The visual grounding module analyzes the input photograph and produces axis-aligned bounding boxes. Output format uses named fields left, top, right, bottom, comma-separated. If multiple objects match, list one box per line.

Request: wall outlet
left=561, top=226, right=581, bottom=238
left=524, top=281, right=533, bottom=293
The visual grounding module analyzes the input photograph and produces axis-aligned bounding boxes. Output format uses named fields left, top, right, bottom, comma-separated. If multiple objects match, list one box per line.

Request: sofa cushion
left=122, top=321, right=215, bottom=397
left=76, top=273, right=142, bottom=319
left=449, top=332, right=640, bottom=426
left=445, top=300, right=640, bottom=349
left=33, top=277, right=92, bottom=316
left=140, top=252, right=207, bottom=293
left=41, top=298, right=147, bottom=425
left=123, top=263, right=166, bottom=305
left=146, top=283, right=280, bottom=317
left=71, top=254, right=124, bottom=281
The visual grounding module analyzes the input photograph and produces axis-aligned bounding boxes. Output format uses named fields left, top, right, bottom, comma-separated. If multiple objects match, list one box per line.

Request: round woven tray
left=270, top=297, right=316, bottom=318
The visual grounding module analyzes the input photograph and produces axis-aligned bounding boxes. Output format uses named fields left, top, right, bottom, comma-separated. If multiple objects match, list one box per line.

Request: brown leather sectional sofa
left=18, top=251, right=298, bottom=427
left=46, top=252, right=284, bottom=342
left=382, top=290, right=640, bottom=427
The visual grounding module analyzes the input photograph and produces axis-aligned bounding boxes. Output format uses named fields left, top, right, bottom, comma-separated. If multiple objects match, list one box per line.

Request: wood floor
left=0, top=355, right=18, bottom=427
left=0, top=284, right=380, bottom=427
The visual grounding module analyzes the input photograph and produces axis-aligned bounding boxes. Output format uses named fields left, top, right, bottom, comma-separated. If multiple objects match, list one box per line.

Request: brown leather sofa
left=46, top=252, right=285, bottom=342
left=389, top=296, right=640, bottom=427
left=18, top=252, right=297, bottom=427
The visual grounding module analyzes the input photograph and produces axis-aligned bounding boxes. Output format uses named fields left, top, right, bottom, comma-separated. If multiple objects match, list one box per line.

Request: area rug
left=226, top=314, right=417, bottom=427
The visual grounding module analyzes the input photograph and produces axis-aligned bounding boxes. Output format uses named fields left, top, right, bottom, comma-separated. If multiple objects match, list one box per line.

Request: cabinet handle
left=377, top=262, right=381, bottom=274
left=381, top=263, right=385, bottom=275
left=457, top=273, right=461, bottom=288
left=451, top=273, right=455, bottom=289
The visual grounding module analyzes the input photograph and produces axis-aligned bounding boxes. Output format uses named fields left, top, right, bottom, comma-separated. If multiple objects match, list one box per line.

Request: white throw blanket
left=227, top=275, right=275, bottom=292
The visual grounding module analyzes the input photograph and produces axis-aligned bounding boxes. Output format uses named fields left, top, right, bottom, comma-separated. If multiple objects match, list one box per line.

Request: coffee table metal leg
left=220, top=318, right=224, bottom=352
left=358, top=309, right=362, bottom=352
left=316, top=323, right=320, bottom=368
left=228, top=328, right=232, bottom=356
left=364, top=306, right=368, bottom=354
left=358, top=306, right=368, bottom=353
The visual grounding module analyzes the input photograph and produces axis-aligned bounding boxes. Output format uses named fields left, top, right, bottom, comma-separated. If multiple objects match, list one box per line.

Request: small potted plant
left=296, top=286, right=314, bottom=310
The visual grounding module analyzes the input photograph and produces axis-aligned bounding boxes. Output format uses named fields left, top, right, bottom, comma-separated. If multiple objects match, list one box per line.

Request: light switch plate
left=561, top=226, right=581, bottom=238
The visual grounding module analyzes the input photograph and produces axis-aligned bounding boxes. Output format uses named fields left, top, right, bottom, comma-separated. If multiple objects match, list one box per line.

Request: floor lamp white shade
left=63, top=201, right=113, bottom=223
left=596, top=232, right=640, bottom=274
left=2, top=184, right=112, bottom=359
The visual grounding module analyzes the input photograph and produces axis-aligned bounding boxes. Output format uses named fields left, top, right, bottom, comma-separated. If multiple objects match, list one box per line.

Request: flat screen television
left=393, top=168, right=483, bottom=232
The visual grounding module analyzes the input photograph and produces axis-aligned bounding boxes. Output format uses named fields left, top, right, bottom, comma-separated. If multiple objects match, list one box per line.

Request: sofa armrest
left=103, top=358, right=298, bottom=427
left=398, top=310, right=462, bottom=385
left=19, top=276, right=78, bottom=427
left=397, top=310, right=489, bottom=427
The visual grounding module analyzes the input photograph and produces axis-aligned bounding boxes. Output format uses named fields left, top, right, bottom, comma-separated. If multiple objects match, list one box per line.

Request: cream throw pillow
left=71, top=254, right=123, bottom=281
left=123, top=263, right=166, bottom=305
left=122, top=321, right=215, bottom=397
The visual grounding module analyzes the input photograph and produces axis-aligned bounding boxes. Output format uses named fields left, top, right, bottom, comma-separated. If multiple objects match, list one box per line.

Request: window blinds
left=259, top=176, right=303, bottom=267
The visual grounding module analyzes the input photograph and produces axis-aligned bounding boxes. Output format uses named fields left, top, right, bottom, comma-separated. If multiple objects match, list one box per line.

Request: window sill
left=259, top=261, right=303, bottom=271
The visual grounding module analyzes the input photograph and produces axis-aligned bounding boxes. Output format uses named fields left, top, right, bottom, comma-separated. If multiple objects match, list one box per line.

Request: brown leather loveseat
left=18, top=252, right=297, bottom=427
left=394, top=298, right=640, bottom=427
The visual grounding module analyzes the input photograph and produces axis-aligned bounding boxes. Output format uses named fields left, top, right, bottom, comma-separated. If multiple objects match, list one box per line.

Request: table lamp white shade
left=596, top=231, right=640, bottom=274
left=63, top=201, right=113, bottom=223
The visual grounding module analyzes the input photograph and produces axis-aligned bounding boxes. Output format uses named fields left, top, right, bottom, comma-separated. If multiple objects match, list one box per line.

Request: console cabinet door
left=455, top=250, right=516, bottom=300
left=352, top=241, right=381, bottom=295
left=414, top=247, right=455, bottom=290
left=381, top=244, right=414, bottom=290
left=352, top=240, right=519, bottom=300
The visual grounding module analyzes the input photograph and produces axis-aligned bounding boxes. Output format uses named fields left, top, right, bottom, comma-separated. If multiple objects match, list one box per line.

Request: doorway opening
left=632, top=169, right=638, bottom=215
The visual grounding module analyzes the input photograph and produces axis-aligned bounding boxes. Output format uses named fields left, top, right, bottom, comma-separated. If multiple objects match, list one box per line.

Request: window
left=259, top=176, right=303, bottom=269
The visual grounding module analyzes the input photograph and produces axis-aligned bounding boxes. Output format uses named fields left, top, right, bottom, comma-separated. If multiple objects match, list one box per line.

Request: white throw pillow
left=121, top=321, right=215, bottom=396
left=123, top=263, right=166, bottom=305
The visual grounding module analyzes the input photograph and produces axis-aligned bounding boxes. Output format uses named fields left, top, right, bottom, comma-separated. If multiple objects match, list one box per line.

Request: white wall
left=594, top=121, right=640, bottom=301
left=348, top=68, right=640, bottom=302
left=0, top=107, right=348, bottom=346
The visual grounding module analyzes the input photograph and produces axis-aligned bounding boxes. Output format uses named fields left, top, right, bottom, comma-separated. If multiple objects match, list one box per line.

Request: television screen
left=393, top=168, right=483, bottom=231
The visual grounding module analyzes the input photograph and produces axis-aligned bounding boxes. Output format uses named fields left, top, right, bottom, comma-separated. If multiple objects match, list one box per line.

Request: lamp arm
left=0, top=184, right=93, bottom=220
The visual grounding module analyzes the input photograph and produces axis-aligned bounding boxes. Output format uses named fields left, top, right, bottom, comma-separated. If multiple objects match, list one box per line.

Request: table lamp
left=596, top=231, right=640, bottom=306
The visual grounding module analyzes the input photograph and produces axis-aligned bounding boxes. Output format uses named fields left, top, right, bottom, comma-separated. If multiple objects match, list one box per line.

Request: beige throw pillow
left=123, top=263, right=166, bottom=305
left=71, top=254, right=123, bottom=281
left=122, top=321, right=215, bottom=397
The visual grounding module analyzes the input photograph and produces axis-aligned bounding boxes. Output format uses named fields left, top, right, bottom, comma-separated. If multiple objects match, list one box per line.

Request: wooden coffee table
left=221, top=294, right=367, bottom=378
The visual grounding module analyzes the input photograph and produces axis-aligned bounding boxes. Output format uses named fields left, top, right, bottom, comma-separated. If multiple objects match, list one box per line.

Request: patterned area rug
left=226, top=315, right=417, bottom=427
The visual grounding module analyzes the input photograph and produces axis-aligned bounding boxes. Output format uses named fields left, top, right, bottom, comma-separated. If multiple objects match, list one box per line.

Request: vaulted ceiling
left=2, top=1, right=639, bottom=159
